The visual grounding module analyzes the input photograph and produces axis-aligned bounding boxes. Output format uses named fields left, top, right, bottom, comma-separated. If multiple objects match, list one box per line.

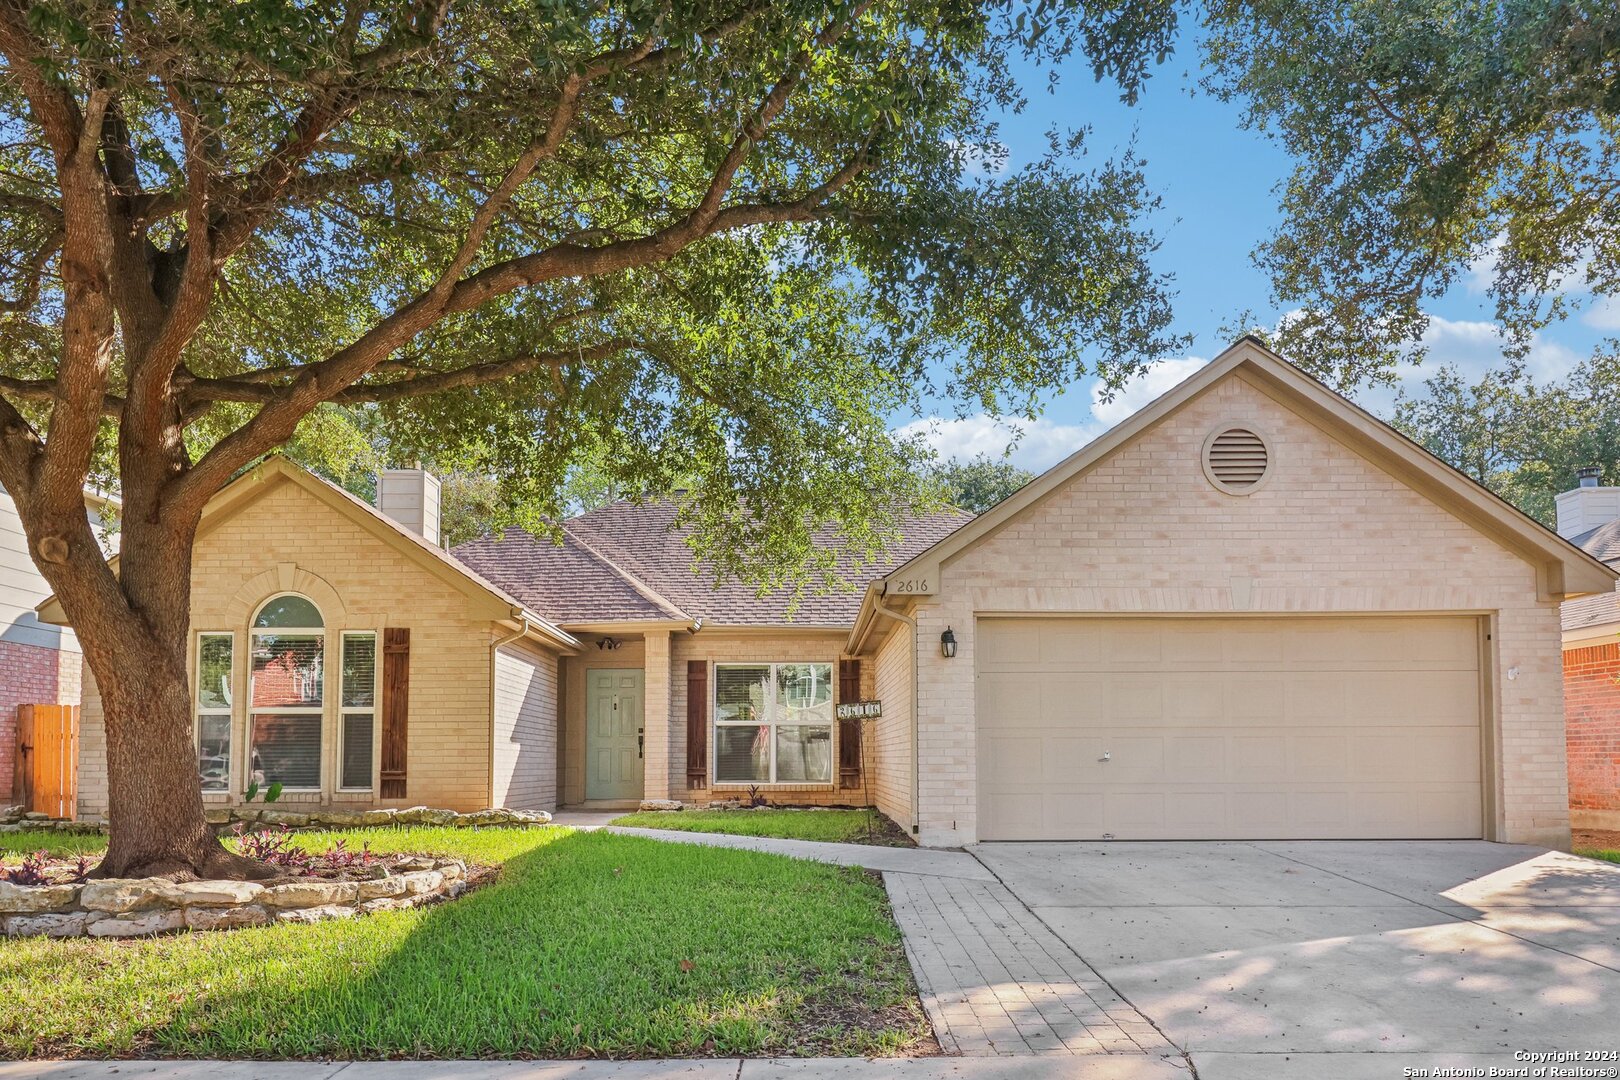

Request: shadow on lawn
left=150, top=829, right=930, bottom=1060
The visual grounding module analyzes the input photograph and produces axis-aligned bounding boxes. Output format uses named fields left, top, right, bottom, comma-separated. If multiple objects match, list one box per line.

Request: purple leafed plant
left=231, top=823, right=311, bottom=871
left=320, top=837, right=374, bottom=869
left=2, top=850, right=52, bottom=886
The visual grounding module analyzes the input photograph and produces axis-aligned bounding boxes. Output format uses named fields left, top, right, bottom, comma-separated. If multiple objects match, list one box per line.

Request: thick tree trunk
left=40, top=498, right=272, bottom=880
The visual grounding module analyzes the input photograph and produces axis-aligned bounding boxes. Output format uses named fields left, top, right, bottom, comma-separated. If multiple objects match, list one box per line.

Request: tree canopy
left=931, top=453, right=1034, bottom=513
left=1202, top=0, right=1620, bottom=382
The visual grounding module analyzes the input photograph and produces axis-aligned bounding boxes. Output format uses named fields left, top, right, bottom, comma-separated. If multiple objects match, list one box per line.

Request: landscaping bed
left=0, top=825, right=934, bottom=1059
left=610, top=808, right=914, bottom=847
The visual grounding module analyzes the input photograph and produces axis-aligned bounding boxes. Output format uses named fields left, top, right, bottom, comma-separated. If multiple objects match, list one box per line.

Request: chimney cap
left=1578, top=465, right=1602, bottom=488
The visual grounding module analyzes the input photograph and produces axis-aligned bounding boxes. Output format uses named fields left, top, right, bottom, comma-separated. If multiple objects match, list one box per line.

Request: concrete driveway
left=973, top=841, right=1620, bottom=1079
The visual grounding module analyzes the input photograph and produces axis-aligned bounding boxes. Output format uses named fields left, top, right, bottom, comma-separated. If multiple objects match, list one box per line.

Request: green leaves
left=1203, top=0, right=1620, bottom=384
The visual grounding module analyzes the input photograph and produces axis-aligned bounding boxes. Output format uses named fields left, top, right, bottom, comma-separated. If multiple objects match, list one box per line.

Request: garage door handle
left=1098, top=751, right=1111, bottom=763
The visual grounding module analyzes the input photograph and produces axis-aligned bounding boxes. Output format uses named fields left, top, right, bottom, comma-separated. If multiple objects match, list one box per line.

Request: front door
left=586, top=669, right=644, bottom=801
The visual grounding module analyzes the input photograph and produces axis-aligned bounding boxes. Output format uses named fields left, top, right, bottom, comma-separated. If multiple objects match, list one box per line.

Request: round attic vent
left=1202, top=425, right=1272, bottom=494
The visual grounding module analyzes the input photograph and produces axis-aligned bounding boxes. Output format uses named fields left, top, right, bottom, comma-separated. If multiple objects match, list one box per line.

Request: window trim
left=712, top=661, right=836, bottom=785
left=248, top=595, right=326, bottom=794
left=194, top=631, right=235, bottom=794
left=338, top=630, right=379, bottom=792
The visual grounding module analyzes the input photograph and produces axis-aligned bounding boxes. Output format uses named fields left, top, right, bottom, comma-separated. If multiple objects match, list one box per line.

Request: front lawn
left=610, top=808, right=912, bottom=846
left=1572, top=829, right=1620, bottom=866
left=0, top=826, right=931, bottom=1059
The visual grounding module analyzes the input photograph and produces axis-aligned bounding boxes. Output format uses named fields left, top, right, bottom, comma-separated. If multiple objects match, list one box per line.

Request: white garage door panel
left=976, top=616, right=1484, bottom=840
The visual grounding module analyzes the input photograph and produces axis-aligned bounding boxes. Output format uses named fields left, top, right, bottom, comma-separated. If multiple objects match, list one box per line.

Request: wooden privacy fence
left=13, top=704, right=78, bottom=819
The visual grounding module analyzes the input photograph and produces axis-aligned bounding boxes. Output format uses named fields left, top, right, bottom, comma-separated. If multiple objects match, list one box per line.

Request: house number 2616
left=890, top=577, right=930, bottom=593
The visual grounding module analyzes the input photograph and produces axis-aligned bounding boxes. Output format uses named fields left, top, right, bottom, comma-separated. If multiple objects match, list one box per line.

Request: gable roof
left=1561, top=522, right=1620, bottom=639
left=36, top=457, right=580, bottom=653
left=851, top=336, right=1617, bottom=652
left=452, top=500, right=972, bottom=628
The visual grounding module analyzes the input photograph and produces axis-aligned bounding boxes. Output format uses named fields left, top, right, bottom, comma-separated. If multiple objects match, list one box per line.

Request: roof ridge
left=559, top=520, right=691, bottom=621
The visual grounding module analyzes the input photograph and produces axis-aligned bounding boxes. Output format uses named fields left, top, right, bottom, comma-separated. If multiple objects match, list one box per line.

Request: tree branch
left=0, top=1, right=84, bottom=163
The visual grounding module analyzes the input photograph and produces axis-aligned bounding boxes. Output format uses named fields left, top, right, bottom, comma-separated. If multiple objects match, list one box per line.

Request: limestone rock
left=0, top=881, right=80, bottom=914
left=397, top=870, right=444, bottom=896
left=356, top=896, right=414, bottom=914
left=3, top=910, right=95, bottom=937
left=275, top=904, right=356, bottom=924
left=87, top=909, right=186, bottom=937
left=356, top=876, right=406, bottom=901
left=204, top=808, right=233, bottom=824
left=433, top=860, right=465, bottom=882
left=185, top=905, right=272, bottom=930
left=261, top=880, right=359, bottom=908
left=256, top=810, right=311, bottom=828
left=79, top=878, right=179, bottom=913
left=360, top=809, right=398, bottom=826
left=313, top=810, right=367, bottom=827
left=168, top=880, right=264, bottom=907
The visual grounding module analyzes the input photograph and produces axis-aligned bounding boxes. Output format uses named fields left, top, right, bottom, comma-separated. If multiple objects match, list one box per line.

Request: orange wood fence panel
left=15, top=704, right=78, bottom=819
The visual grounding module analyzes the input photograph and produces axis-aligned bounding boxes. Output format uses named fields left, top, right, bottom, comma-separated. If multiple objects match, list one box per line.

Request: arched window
left=249, top=594, right=325, bottom=791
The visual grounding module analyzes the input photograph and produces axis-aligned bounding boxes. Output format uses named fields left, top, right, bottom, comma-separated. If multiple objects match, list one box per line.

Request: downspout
left=488, top=610, right=532, bottom=808
left=871, top=589, right=920, bottom=836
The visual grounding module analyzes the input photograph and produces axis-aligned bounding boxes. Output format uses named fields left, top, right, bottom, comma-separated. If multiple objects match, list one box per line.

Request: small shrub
left=320, top=837, right=373, bottom=869
left=231, top=824, right=311, bottom=872
left=2, top=851, right=51, bottom=886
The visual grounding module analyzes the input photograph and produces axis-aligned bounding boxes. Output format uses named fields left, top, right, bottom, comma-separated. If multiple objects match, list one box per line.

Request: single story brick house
left=43, top=338, right=1614, bottom=847
left=1555, top=472, right=1620, bottom=832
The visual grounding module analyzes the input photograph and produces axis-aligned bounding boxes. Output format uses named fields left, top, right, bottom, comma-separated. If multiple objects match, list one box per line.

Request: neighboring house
left=1555, top=470, right=1620, bottom=832
left=40, top=338, right=1614, bottom=847
left=0, top=486, right=116, bottom=803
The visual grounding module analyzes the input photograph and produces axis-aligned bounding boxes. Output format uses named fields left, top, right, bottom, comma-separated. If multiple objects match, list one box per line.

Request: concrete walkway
left=2, top=1059, right=1190, bottom=1079
left=552, top=815, right=997, bottom=881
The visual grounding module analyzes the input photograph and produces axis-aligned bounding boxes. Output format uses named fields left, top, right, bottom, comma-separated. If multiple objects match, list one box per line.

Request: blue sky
left=897, top=44, right=1617, bottom=472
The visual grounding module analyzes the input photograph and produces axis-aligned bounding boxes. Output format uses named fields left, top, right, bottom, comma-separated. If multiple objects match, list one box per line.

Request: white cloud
left=899, top=354, right=1214, bottom=473
left=895, top=413, right=1103, bottom=473
left=1090, top=356, right=1211, bottom=426
left=1583, top=295, right=1620, bottom=332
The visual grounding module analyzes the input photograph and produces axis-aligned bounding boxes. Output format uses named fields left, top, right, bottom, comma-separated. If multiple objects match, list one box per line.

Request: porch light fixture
left=940, top=626, right=957, bottom=658
left=596, top=636, right=622, bottom=651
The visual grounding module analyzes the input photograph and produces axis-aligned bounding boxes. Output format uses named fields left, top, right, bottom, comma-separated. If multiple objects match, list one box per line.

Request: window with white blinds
left=713, top=662, right=833, bottom=783
left=195, top=633, right=233, bottom=792
left=249, top=595, right=325, bottom=791
left=340, top=632, right=377, bottom=790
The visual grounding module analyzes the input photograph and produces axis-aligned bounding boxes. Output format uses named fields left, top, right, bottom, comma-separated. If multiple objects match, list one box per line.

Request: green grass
left=1576, top=847, right=1620, bottom=865
left=609, top=809, right=911, bottom=846
left=1, top=829, right=108, bottom=861
left=0, top=826, right=930, bottom=1059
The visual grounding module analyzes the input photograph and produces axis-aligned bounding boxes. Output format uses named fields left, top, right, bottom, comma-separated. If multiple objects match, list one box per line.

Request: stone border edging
left=2, top=805, right=553, bottom=835
left=0, top=857, right=469, bottom=938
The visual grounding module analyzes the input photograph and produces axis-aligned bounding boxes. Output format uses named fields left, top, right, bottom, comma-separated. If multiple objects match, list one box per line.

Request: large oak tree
left=0, top=0, right=1183, bottom=877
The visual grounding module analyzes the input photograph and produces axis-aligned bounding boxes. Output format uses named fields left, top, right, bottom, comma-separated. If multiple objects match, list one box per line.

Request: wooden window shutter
left=380, top=628, right=410, bottom=798
left=838, top=658, right=862, bottom=789
left=685, top=660, right=708, bottom=788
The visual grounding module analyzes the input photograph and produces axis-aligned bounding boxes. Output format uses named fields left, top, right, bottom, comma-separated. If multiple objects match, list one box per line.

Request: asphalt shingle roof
left=451, top=500, right=972, bottom=627
left=1560, top=521, right=1620, bottom=634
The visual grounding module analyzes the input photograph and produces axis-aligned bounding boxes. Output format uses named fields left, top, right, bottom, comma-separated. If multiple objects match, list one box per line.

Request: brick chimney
left=1555, top=466, right=1620, bottom=539
left=377, top=468, right=441, bottom=546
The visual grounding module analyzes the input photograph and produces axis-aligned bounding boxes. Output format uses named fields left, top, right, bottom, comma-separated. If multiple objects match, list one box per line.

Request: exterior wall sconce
left=596, top=637, right=622, bottom=651
left=940, top=626, right=957, bottom=658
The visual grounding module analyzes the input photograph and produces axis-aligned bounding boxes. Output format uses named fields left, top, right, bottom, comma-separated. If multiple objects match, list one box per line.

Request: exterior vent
left=1203, top=426, right=1271, bottom=495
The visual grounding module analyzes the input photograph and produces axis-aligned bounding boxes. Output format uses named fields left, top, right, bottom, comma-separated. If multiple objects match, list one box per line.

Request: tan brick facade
left=896, top=371, right=1571, bottom=848
left=76, top=474, right=562, bottom=818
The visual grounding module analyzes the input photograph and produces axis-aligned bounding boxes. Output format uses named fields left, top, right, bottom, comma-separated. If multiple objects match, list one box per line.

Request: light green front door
left=586, top=669, right=644, bottom=801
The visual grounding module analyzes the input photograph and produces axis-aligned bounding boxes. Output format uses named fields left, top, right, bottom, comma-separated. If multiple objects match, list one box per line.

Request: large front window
left=714, top=662, right=833, bottom=783
left=249, top=594, right=324, bottom=791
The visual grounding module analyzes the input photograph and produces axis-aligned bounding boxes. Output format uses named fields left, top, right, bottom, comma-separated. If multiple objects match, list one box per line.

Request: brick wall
left=76, top=473, right=540, bottom=818
left=1565, top=640, right=1620, bottom=828
left=905, top=369, right=1570, bottom=847
left=0, top=639, right=68, bottom=802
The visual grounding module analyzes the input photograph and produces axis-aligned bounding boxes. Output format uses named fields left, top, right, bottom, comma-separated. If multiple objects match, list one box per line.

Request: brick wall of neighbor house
left=666, top=630, right=877, bottom=808
left=908, top=371, right=1570, bottom=847
left=77, top=477, right=505, bottom=818
left=0, top=639, right=67, bottom=802
left=869, top=617, right=915, bottom=830
left=492, top=638, right=560, bottom=811
left=1564, top=641, right=1620, bottom=829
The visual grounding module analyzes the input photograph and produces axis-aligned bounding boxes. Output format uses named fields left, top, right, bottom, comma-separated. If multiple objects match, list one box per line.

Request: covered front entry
left=975, top=615, right=1485, bottom=841
left=585, top=668, right=644, bottom=801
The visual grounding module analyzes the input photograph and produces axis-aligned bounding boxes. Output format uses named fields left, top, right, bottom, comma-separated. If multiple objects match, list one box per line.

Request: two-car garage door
left=976, top=616, right=1484, bottom=840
